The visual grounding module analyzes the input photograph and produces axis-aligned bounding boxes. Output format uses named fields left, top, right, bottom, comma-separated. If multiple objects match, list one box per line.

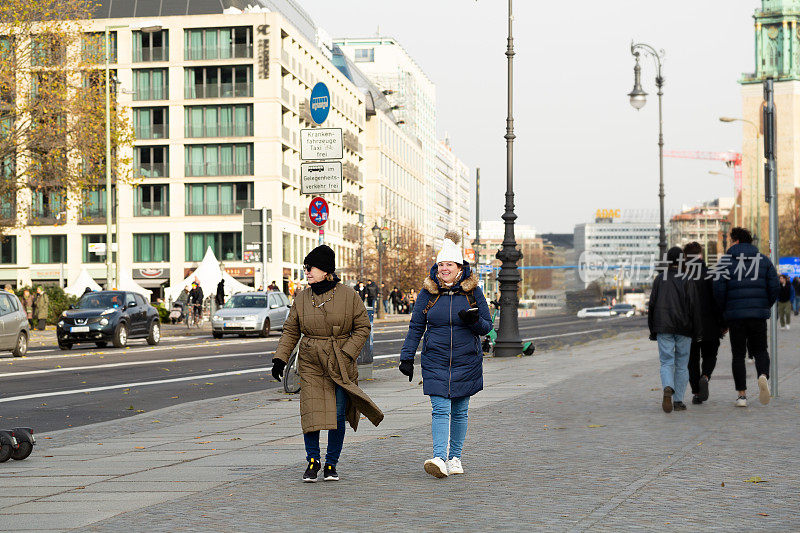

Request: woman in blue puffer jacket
left=399, top=232, right=493, bottom=478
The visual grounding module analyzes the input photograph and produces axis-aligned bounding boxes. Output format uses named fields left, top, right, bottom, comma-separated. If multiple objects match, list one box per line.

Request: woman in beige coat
left=272, top=245, right=383, bottom=482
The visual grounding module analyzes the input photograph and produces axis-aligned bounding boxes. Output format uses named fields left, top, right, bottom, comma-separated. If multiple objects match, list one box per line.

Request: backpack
left=422, top=288, right=478, bottom=315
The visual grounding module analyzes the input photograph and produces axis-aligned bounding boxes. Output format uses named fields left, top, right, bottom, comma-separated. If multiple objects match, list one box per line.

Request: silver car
left=0, top=292, right=29, bottom=357
left=211, top=291, right=291, bottom=338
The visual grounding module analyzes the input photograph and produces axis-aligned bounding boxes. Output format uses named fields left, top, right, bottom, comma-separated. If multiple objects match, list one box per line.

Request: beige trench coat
left=274, top=283, right=384, bottom=433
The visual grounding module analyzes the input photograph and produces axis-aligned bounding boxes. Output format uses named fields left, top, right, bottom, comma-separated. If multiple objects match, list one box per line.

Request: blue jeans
left=383, top=299, right=390, bottom=313
left=793, top=298, right=800, bottom=314
left=304, top=385, right=348, bottom=465
left=657, top=333, right=692, bottom=403
left=430, top=395, right=470, bottom=460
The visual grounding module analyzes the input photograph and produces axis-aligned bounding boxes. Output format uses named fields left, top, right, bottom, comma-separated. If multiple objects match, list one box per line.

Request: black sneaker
left=662, top=386, right=674, bottom=413
left=302, top=458, right=321, bottom=483
left=673, top=401, right=687, bottom=411
left=698, top=375, right=710, bottom=401
left=692, top=395, right=703, bottom=405
left=323, top=463, right=339, bottom=481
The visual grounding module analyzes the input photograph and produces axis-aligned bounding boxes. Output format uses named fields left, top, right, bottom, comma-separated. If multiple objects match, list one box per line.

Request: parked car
left=211, top=291, right=291, bottom=338
left=610, top=303, right=637, bottom=317
left=0, top=291, right=29, bottom=357
left=56, top=291, right=161, bottom=350
left=577, top=306, right=614, bottom=318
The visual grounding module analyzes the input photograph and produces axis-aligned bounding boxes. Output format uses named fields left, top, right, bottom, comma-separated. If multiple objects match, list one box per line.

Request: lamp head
left=628, top=56, right=647, bottom=110
left=371, top=223, right=380, bottom=239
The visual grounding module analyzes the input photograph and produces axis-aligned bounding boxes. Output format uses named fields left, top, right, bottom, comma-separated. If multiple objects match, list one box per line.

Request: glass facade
left=184, top=143, right=253, bottom=176
left=185, top=232, right=241, bottom=261
left=134, top=146, right=169, bottom=178
left=134, top=107, right=169, bottom=139
left=185, top=182, right=253, bottom=216
left=82, top=32, right=117, bottom=64
left=0, top=236, right=16, bottom=264
left=134, top=185, right=169, bottom=217
left=184, top=27, right=253, bottom=60
left=30, top=189, right=66, bottom=222
left=184, top=104, right=253, bottom=138
left=82, top=234, right=107, bottom=263
left=184, top=66, right=252, bottom=98
left=134, top=234, right=169, bottom=262
left=133, top=30, right=169, bottom=62
left=81, top=187, right=115, bottom=220
left=132, top=69, right=169, bottom=101
left=32, top=235, right=67, bottom=263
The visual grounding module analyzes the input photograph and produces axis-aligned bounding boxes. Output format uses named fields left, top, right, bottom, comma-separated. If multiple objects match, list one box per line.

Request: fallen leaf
left=171, top=396, right=179, bottom=399
left=232, top=398, right=240, bottom=401
left=758, top=513, right=769, bottom=517
left=44, top=436, right=52, bottom=439
left=97, top=443, right=103, bottom=446
left=75, top=486, right=86, bottom=490
left=197, top=441, right=211, bottom=444
left=650, top=388, right=660, bottom=391
left=721, top=482, right=725, bottom=487
left=152, top=420, right=160, bottom=423
left=205, top=382, right=214, bottom=385
left=631, top=374, right=641, bottom=377
left=134, top=447, right=145, bottom=449
left=126, top=406, right=135, bottom=410
left=744, top=476, right=767, bottom=483
left=588, top=424, right=605, bottom=428
left=136, top=410, right=145, bottom=413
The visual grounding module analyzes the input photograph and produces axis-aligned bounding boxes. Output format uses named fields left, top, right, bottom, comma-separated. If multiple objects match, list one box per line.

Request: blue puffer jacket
left=713, top=243, right=779, bottom=321
left=400, top=265, right=493, bottom=398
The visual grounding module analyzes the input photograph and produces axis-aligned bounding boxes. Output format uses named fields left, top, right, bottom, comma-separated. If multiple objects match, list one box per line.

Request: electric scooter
left=482, top=306, right=534, bottom=356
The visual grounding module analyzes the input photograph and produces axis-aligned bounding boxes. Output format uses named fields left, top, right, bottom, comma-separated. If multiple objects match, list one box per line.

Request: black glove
left=649, top=332, right=657, bottom=341
left=458, top=308, right=479, bottom=325
left=271, top=358, right=286, bottom=381
left=399, top=359, right=414, bottom=382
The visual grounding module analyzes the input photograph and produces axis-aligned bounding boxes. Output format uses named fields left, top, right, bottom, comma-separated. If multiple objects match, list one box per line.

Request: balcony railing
left=342, top=192, right=360, bottom=212
left=281, top=126, right=291, bottom=143
left=184, top=122, right=253, bottom=138
left=134, top=47, right=168, bottom=62
left=342, top=223, right=360, bottom=242
left=29, top=208, right=67, bottom=226
left=281, top=203, right=291, bottom=217
left=133, top=86, right=168, bottom=101
left=134, top=201, right=170, bottom=217
left=185, top=200, right=252, bottom=216
left=135, top=124, right=168, bottom=140
left=136, top=163, right=169, bottom=179
left=184, top=162, right=253, bottom=177
left=185, top=83, right=253, bottom=99
left=185, top=44, right=253, bottom=60
left=282, top=164, right=290, bottom=180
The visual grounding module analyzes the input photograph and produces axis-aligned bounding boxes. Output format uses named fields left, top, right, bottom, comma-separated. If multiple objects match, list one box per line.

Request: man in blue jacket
left=713, top=227, right=779, bottom=407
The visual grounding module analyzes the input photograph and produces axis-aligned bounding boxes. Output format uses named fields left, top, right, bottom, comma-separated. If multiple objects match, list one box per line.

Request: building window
left=132, top=68, right=168, bottom=101
left=81, top=187, right=116, bottom=221
left=185, top=232, right=241, bottom=261
left=0, top=236, right=16, bottom=264
left=29, top=188, right=66, bottom=224
left=185, top=104, right=253, bottom=137
left=134, top=233, right=169, bottom=262
left=185, top=182, right=253, bottom=216
left=354, top=48, right=374, bottom=62
left=82, top=31, right=117, bottom=64
left=0, top=187, right=15, bottom=223
left=134, top=107, right=168, bottom=139
left=32, top=235, right=67, bottom=264
left=184, top=65, right=252, bottom=98
left=184, top=143, right=253, bottom=176
left=82, top=234, right=108, bottom=263
left=134, top=145, right=169, bottom=178
left=184, top=27, right=253, bottom=60
left=134, top=185, right=169, bottom=217
left=133, top=30, right=168, bottom=62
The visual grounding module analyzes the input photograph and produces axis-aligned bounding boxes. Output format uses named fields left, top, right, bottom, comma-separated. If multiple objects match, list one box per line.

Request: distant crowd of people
left=352, top=280, right=417, bottom=314
left=649, top=226, right=791, bottom=413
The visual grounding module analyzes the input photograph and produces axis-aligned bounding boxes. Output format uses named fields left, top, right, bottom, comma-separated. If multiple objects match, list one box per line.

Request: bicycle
left=282, top=336, right=301, bottom=394
left=185, top=302, right=203, bottom=329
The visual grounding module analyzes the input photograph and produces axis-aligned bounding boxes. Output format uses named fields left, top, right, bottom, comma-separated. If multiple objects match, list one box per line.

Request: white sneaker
left=787, top=325, right=791, bottom=330
left=735, top=396, right=747, bottom=407
left=424, top=457, right=448, bottom=478
left=758, top=374, right=771, bottom=405
left=446, top=457, right=464, bottom=475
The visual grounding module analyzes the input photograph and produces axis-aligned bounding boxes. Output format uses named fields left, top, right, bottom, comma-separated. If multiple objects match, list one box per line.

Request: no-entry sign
left=308, top=196, right=329, bottom=227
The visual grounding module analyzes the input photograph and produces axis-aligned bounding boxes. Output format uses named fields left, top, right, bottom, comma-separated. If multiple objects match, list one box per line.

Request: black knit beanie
left=304, top=245, right=336, bottom=274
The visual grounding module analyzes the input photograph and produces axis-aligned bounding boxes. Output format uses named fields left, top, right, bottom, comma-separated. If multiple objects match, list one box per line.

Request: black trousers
left=688, top=339, right=719, bottom=394
left=729, top=318, right=770, bottom=392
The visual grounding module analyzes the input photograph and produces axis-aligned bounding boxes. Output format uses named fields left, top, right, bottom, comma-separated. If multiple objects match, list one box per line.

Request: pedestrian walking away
left=648, top=247, right=702, bottom=413
left=713, top=227, right=779, bottom=407
left=365, top=279, right=378, bottom=308
left=683, top=242, right=726, bottom=405
left=399, top=231, right=493, bottom=478
left=777, top=274, right=794, bottom=329
left=792, top=276, right=800, bottom=315
left=272, top=245, right=384, bottom=483
left=21, top=289, right=34, bottom=327
left=34, top=286, right=49, bottom=331
left=214, top=279, right=225, bottom=315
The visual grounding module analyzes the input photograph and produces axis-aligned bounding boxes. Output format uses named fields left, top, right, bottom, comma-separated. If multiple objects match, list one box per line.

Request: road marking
left=524, top=329, right=604, bottom=341
left=0, top=351, right=268, bottom=379
left=0, top=367, right=273, bottom=404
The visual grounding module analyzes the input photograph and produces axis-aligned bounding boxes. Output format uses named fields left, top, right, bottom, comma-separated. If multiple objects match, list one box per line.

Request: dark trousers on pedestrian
left=729, top=318, right=770, bottom=392
left=688, top=339, right=719, bottom=395
left=37, top=318, right=46, bottom=331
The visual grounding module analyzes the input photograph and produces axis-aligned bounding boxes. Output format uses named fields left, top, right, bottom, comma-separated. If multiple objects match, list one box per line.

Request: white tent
left=117, top=271, right=152, bottom=298
left=165, top=247, right=253, bottom=303
left=64, top=268, right=103, bottom=297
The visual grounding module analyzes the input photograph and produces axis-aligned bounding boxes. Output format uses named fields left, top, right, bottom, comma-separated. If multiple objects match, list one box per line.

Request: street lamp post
left=720, top=117, right=761, bottom=245
left=629, top=42, right=667, bottom=260
left=371, top=223, right=389, bottom=319
left=493, top=0, right=523, bottom=358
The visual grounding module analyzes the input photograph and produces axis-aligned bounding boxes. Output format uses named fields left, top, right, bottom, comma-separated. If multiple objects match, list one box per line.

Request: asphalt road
left=0, top=314, right=646, bottom=433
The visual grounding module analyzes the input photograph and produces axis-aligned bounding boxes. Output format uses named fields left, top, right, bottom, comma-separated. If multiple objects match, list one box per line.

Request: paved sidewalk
left=2, top=325, right=799, bottom=531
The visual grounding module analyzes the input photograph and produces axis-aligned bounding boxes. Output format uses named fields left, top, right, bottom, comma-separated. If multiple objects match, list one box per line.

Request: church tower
left=740, top=0, right=800, bottom=250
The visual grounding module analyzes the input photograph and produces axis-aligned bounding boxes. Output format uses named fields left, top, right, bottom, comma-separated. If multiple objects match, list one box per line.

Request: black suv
left=57, top=291, right=161, bottom=350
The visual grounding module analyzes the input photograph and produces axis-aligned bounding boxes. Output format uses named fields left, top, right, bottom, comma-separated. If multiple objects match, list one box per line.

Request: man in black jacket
left=683, top=242, right=725, bottom=405
left=365, top=279, right=379, bottom=308
left=648, top=247, right=702, bottom=413
left=713, top=227, right=779, bottom=407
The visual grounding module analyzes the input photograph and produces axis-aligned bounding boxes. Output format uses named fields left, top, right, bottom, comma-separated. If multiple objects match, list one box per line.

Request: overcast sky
left=301, top=0, right=757, bottom=233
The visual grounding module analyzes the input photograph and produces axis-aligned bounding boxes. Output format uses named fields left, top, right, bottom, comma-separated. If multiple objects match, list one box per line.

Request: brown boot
left=662, top=386, right=674, bottom=413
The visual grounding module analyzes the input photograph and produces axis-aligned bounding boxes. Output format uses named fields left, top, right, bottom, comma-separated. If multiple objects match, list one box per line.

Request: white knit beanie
left=436, top=231, right=464, bottom=264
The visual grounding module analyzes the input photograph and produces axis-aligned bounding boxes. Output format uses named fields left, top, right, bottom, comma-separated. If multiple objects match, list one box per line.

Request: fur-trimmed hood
left=422, top=264, right=478, bottom=295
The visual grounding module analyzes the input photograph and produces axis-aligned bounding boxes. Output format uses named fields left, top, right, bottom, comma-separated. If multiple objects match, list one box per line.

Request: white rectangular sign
left=301, top=162, right=343, bottom=194
left=300, top=128, right=343, bottom=160
left=88, top=243, right=118, bottom=254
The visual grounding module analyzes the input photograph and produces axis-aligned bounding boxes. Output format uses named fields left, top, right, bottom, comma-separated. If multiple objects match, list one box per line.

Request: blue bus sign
left=310, top=82, right=330, bottom=125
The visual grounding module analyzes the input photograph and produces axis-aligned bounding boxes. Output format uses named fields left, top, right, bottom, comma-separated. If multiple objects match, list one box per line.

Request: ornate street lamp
left=493, top=0, right=523, bottom=357
left=371, top=223, right=390, bottom=318
left=629, top=42, right=667, bottom=260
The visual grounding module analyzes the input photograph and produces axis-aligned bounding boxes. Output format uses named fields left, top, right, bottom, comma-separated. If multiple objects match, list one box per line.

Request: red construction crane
left=663, top=150, right=743, bottom=194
